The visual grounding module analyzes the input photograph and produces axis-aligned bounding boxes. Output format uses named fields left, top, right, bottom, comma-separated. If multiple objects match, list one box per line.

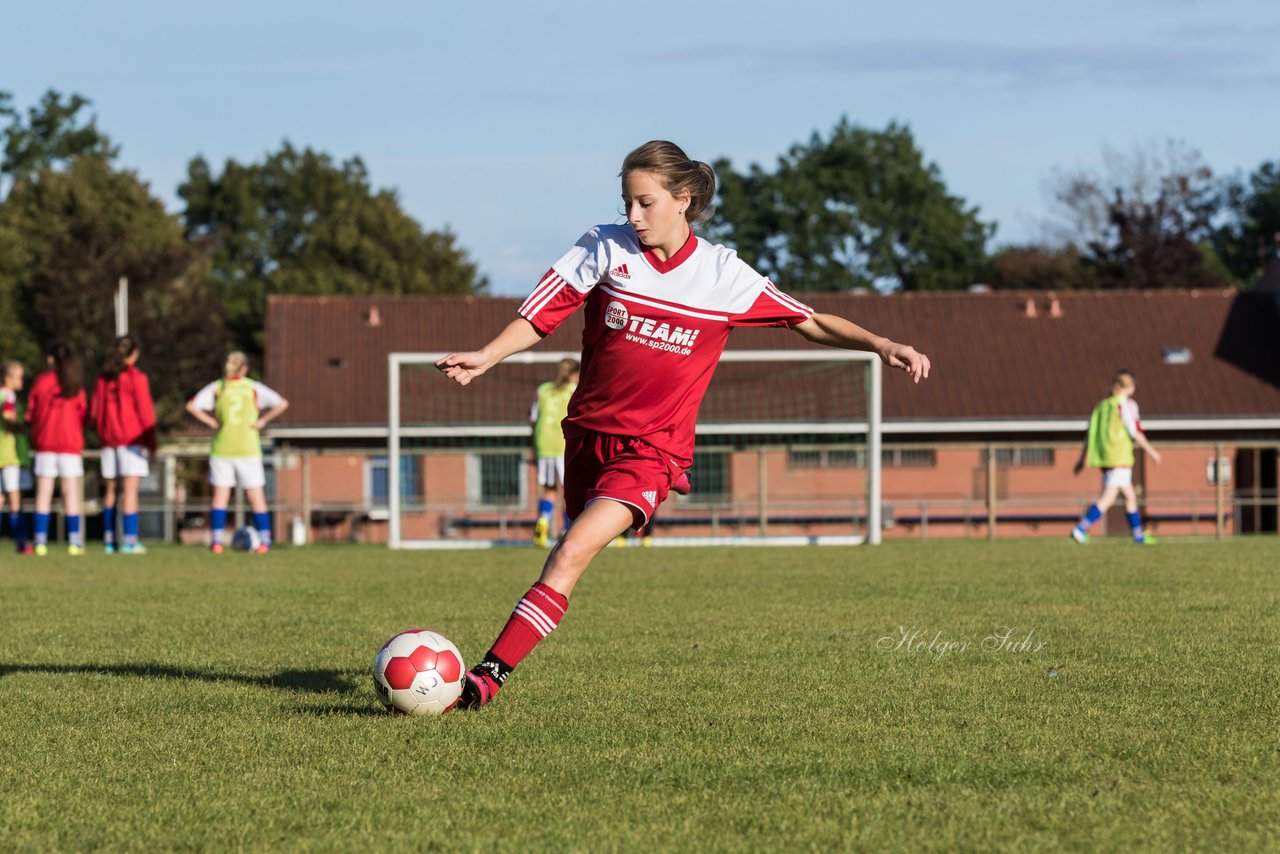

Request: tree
left=982, top=245, right=1094, bottom=290
left=709, top=119, right=992, bottom=291
left=0, top=89, right=117, bottom=196
left=1043, top=141, right=1231, bottom=289
left=179, top=143, right=488, bottom=358
left=0, top=91, right=226, bottom=432
left=1214, top=161, right=1280, bottom=285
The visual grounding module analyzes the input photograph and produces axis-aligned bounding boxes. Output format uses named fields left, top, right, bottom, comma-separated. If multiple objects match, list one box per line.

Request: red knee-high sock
left=477, top=582, right=568, bottom=688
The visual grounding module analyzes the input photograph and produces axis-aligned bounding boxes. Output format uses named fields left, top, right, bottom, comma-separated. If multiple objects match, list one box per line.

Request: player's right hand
left=435, top=352, right=490, bottom=387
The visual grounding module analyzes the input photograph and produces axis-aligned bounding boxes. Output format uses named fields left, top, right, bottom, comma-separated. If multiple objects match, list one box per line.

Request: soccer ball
left=373, top=630, right=465, bottom=715
left=231, top=526, right=261, bottom=552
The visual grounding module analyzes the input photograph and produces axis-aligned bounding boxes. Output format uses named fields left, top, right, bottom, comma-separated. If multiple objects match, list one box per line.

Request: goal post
left=388, top=350, right=882, bottom=548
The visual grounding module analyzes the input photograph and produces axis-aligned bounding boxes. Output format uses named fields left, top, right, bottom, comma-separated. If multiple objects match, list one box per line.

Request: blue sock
left=254, top=511, right=271, bottom=546
left=1076, top=504, right=1102, bottom=532
left=211, top=508, right=227, bottom=544
left=1127, top=511, right=1144, bottom=542
left=9, top=512, right=25, bottom=546
left=103, top=506, right=117, bottom=546
left=67, top=514, right=82, bottom=547
left=538, top=498, right=554, bottom=521
left=123, top=513, right=139, bottom=546
left=34, top=512, right=49, bottom=545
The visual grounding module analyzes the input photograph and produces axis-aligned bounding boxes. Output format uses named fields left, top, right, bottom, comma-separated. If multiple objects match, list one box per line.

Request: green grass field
left=1, top=539, right=1277, bottom=852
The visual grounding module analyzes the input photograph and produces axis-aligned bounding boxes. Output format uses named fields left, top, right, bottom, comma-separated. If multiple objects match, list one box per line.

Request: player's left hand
left=880, top=342, right=931, bottom=383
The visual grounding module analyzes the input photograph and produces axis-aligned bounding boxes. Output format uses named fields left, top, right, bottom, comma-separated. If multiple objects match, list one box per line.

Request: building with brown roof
left=262, top=290, right=1280, bottom=542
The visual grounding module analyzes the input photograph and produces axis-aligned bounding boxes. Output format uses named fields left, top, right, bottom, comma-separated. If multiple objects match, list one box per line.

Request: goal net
left=387, top=350, right=882, bottom=548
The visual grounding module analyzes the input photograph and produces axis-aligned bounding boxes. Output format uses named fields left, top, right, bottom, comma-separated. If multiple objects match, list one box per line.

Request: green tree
left=1044, top=141, right=1231, bottom=289
left=0, top=91, right=225, bottom=432
left=179, top=143, right=487, bottom=358
left=0, top=89, right=117, bottom=194
left=709, top=119, right=992, bottom=291
left=982, top=245, right=1095, bottom=290
left=1214, top=161, right=1280, bottom=285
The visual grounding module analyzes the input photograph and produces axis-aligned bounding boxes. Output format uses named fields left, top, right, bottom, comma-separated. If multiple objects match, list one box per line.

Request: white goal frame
left=387, top=350, right=882, bottom=548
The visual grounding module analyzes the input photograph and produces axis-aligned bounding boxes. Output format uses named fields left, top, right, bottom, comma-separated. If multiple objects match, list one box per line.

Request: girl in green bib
left=186, top=352, right=289, bottom=553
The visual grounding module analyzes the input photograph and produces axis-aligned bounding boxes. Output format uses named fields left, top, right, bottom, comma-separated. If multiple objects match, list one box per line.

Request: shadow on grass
left=0, top=661, right=362, bottom=695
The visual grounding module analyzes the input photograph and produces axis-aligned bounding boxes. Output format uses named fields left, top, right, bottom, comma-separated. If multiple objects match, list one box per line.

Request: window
left=466, top=453, right=525, bottom=507
left=982, top=448, right=1055, bottom=468
left=367, top=454, right=421, bottom=506
left=685, top=451, right=730, bottom=503
left=787, top=448, right=936, bottom=469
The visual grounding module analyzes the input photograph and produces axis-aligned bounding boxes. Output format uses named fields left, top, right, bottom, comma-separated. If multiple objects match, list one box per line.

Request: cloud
left=655, top=39, right=1275, bottom=90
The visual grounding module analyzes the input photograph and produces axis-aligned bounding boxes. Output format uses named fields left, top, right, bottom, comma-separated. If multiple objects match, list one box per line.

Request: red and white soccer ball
left=373, top=630, right=465, bottom=715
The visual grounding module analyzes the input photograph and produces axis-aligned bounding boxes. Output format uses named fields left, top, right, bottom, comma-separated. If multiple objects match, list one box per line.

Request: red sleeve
left=518, top=267, right=590, bottom=336
left=89, top=377, right=105, bottom=432
left=134, top=371, right=157, bottom=451
left=728, top=281, right=814, bottom=329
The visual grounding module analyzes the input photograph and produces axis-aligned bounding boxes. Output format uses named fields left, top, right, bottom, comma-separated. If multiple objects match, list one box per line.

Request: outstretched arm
left=793, top=312, right=931, bottom=384
left=1134, top=431, right=1162, bottom=465
left=436, top=318, right=545, bottom=387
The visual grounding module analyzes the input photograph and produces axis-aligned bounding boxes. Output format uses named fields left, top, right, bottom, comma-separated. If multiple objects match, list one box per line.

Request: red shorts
left=563, top=426, right=684, bottom=530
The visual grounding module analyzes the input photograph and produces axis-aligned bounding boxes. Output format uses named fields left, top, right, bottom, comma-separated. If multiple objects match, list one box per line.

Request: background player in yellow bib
left=2, top=360, right=33, bottom=554
left=530, top=358, right=578, bottom=547
left=1070, top=369, right=1162, bottom=543
left=186, top=351, right=289, bottom=553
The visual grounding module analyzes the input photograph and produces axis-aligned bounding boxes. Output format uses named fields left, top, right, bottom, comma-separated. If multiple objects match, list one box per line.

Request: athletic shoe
left=254, top=543, right=271, bottom=554
left=210, top=542, right=224, bottom=554
left=121, top=543, right=148, bottom=555
left=16, top=544, right=33, bottom=555
left=34, top=543, right=48, bottom=557
left=533, top=517, right=550, bottom=548
left=67, top=544, right=85, bottom=557
left=104, top=542, right=117, bottom=555
left=1136, top=534, right=1158, bottom=545
left=456, top=669, right=497, bottom=710
left=1069, top=528, right=1089, bottom=544
left=672, top=471, right=692, bottom=495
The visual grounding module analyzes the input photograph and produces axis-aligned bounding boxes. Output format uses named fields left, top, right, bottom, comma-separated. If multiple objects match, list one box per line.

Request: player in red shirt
left=90, top=335, right=157, bottom=555
left=27, top=342, right=88, bottom=556
left=438, top=141, right=932, bottom=708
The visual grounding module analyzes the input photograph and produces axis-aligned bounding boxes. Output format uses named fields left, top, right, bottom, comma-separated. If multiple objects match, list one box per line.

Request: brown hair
left=1111, top=369, right=1135, bottom=391
left=2, top=360, right=21, bottom=382
left=620, top=140, right=717, bottom=227
left=48, top=341, right=83, bottom=397
left=553, top=358, right=579, bottom=389
left=224, top=351, right=249, bottom=380
left=103, top=335, right=140, bottom=380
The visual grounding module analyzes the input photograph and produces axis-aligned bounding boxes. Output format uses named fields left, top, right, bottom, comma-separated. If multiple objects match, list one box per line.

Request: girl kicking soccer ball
left=437, top=140, right=931, bottom=708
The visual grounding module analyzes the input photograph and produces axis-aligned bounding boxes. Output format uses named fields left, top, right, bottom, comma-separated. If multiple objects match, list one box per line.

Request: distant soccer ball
left=231, top=526, right=261, bottom=552
left=373, top=629, right=465, bottom=715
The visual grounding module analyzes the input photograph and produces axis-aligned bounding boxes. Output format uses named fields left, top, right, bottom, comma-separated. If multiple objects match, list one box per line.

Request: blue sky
left=4, top=1, right=1278, bottom=294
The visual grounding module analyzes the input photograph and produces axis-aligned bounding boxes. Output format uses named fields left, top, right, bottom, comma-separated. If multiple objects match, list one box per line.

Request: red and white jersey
left=518, top=224, right=813, bottom=465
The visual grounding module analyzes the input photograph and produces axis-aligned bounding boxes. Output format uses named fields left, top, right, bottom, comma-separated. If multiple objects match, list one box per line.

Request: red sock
left=483, top=582, right=568, bottom=684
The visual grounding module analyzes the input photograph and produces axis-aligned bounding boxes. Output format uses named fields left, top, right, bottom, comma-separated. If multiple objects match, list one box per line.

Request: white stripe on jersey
left=522, top=274, right=567, bottom=319
left=763, top=281, right=812, bottom=316
left=514, top=600, right=556, bottom=636
left=598, top=284, right=730, bottom=322
left=520, top=270, right=562, bottom=313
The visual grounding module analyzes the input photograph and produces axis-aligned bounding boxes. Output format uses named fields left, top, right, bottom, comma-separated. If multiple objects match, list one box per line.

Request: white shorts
left=537, top=456, right=565, bottom=489
left=100, top=445, right=150, bottom=479
left=34, top=452, right=84, bottom=479
left=2, top=465, right=32, bottom=493
left=1102, top=467, right=1133, bottom=489
left=209, top=457, right=266, bottom=490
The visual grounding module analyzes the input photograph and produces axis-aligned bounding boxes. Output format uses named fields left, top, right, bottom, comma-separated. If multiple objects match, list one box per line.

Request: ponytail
left=553, top=358, right=580, bottom=389
left=103, top=335, right=140, bottom=380
left=47, top=341, right=83, bottom=398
